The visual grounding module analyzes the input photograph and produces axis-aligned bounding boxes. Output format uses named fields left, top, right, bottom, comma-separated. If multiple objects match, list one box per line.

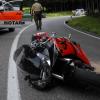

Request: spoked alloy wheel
left=31, top=62, right=51, bottom=90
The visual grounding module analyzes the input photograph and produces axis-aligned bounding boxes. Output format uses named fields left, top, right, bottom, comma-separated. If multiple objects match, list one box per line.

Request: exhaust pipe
left=52, top=73, right=64, bottom=80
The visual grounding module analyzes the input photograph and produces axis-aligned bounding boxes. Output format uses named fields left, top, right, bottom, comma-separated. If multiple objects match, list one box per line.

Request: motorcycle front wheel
left=31, top=61, right=51, bottom=90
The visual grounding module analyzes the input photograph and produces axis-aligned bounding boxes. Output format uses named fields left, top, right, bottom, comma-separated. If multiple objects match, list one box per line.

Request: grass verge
left=46, top=11, right=72, bottom=17
left=23, top=7, right=72, bottom=17
left=67, top=16, right=100, bottom=35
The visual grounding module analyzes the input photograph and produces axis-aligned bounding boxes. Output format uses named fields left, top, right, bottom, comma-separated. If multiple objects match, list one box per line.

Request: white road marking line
left=64, top=21, right=100, bottom=40
left=7, top=23, right=34, bottom=100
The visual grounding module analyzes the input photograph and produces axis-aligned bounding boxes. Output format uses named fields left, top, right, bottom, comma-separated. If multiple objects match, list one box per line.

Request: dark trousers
left=33, top=11, right=42, bottom=30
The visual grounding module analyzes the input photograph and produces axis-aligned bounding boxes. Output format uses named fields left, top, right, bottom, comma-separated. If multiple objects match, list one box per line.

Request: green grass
left=23, top=7, right=72, bottom=17
left=68, top=16, right=100, bottom=35
left=46, top=11, right=72, bottom=17
left=23, top=7, right=30, bottom=14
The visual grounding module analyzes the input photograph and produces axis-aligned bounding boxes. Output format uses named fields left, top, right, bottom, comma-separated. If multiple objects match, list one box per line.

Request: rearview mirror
left=68, top=33, right=72, bottom=40
left=0, top=7, right=4, bottom=12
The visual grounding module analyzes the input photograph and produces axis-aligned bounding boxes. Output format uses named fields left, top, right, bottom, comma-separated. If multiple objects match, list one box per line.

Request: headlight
left=63, top=58, right=75, bottom=66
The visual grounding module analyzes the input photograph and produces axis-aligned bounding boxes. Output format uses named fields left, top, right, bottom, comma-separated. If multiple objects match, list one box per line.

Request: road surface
left=0, top=16, right=100, bottom=100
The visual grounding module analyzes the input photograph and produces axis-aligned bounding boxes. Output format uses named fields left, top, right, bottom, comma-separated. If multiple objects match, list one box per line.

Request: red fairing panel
left=74, top=44, right=90, bottom=65
left=55, top=38, right=75, bottom=56
left=54, top=38, right=90, bottom=65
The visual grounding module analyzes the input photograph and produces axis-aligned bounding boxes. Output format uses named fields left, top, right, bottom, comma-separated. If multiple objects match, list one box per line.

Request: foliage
left=46, top=11, right=72, bottom=17
left=68, top=16, right=100, bottom=35
left=22, top=0, right=86, bottom=11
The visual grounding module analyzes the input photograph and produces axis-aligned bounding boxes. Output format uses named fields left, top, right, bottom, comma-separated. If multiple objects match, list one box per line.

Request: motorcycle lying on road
left=14, top=32, right=100, bottom=90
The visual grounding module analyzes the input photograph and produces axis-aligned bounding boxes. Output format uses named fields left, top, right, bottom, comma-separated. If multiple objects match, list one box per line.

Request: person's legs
left=38, top=19, right=42, bottom=30
left=34, top=11, right=42, bottom=30
left=34, top=15, right=39, bottom=30
left=38, top=11, right=42, bottom=30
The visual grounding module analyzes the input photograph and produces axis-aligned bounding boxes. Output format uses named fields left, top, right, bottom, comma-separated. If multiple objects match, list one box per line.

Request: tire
left=67, top=60, right=100, bottom=88
left=64, top=60, right=94, bottom=83
left=73, top=66, right=100, bottom=87
left=9, top=28, right=15, bottom=32
left=31, top=60, right=51, bottom=90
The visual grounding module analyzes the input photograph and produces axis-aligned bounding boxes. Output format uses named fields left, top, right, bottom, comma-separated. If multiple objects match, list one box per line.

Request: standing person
left=31, top=0, right=43, bottom=30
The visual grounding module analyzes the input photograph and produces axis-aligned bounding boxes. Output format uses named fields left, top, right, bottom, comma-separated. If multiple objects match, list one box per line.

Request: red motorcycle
left=14, top=32, right=100, bottom=90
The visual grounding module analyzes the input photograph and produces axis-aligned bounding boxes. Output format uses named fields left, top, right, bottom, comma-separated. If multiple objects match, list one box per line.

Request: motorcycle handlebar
left=38, top=33, right=55, bottom=45
left=31, top=32, right=56, bottom=49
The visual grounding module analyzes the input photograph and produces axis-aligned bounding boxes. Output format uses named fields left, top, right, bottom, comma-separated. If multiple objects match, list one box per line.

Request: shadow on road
left=42, top=78, right=100, bottom=99
left=0, top=29, right=11, bottom=35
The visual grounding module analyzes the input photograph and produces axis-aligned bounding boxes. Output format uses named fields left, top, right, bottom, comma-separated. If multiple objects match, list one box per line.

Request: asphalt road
left=0, top=16, right=100, bottom=100
left=0, top=28, right=21, bottom=100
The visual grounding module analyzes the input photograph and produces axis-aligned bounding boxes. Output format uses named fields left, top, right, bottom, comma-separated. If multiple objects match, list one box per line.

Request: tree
left=85, top=0, right=100, bottom=16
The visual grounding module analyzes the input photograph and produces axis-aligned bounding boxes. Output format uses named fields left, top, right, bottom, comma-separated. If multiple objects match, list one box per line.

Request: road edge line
left=7, top=23, right=34, bottom=100
left=64, top=21, right=100, bottom=40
